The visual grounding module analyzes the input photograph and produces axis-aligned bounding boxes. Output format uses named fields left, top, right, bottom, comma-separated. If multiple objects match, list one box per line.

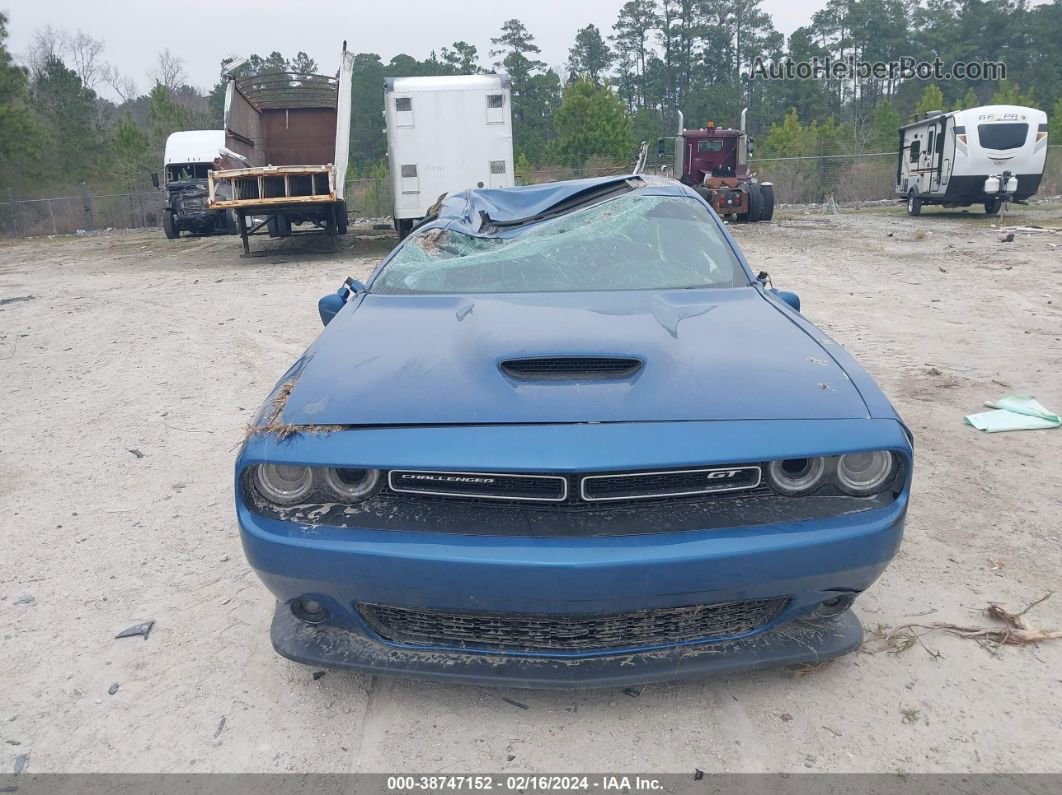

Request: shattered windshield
left=371, top=194, right=747, bottom=294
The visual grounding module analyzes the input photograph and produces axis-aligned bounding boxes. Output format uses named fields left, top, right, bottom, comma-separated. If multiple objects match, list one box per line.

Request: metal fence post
left=47, top=199, right=57, bottom=235
left=80, top=182, right=95, bottom=230
left=7, top=190, right=18, bottom=238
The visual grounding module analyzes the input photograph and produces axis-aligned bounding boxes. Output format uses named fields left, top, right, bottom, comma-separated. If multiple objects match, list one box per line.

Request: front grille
left=358, top=598, right=789, bottom=653
left=501, top=357, right=642, bottom=380
left=581, top=466, right=761, bottom=501
left=389, top=470, right=567, bottom=502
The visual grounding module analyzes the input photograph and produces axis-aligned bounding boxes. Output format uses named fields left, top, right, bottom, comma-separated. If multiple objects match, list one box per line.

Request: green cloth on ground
left=964, top=394, right=1061, bottom=433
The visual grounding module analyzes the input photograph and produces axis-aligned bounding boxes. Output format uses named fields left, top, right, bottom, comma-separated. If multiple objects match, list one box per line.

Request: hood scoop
left=500, top=356, right=642, bottom=381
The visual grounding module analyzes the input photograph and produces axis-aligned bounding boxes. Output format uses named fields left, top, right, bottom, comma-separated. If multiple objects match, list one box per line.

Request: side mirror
left=318, top=277, right=365, bottom=326
left=151, top=172, right=160, bottom=189
left=769, top=288, right=801, bottom=313
left=656, top=138, right=665, bottom=159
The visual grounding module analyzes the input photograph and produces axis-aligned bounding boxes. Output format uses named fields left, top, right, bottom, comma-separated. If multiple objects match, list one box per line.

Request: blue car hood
left=281, top=288, right=870, bottom=426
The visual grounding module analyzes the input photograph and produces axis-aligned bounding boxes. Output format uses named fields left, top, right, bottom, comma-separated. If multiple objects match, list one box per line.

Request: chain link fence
left=750, top=144, right=1062, bottom=206
left=3, top=146, right=1060, bottom=239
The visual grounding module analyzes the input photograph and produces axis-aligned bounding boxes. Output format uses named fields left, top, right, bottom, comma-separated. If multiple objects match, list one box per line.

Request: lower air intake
left=358, top=598, right=788, bottom=653
left=501, top=357, right=642, bottom=380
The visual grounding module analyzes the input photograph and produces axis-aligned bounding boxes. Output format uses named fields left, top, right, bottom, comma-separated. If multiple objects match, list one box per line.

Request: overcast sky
left=2, top=0, right=1049, bottom=103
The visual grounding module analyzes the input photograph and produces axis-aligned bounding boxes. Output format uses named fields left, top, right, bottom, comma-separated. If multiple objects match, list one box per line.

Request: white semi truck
left=154, top=130, right=233, bottom=238
left=897, top=104, right=1048, bottom=216
left=384, top=74, right=515, bottom=236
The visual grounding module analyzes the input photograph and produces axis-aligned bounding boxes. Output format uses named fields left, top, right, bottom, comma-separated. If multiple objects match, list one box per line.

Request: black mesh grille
left=358, top=598, right=788, bottom=652
left=501, top=357, right=641, bottom=380
left=582, top=466, right=761, bottom=501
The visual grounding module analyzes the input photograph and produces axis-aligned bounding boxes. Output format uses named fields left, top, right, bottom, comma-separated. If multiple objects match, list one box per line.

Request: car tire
left=907, top=189, right=922, bottom=217
left=745, top=183, right=762, bottom=222
left=759, top=184, right=775, bottom=221
left=984, top=197, right=1002, bottom=215
left=163, top=209, right=179, bottom=239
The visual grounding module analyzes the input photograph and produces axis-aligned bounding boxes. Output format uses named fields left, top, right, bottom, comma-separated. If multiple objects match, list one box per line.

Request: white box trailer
left=384, top=74, right=514, bottom=235
left=897, top=104, right=1048, bottom=216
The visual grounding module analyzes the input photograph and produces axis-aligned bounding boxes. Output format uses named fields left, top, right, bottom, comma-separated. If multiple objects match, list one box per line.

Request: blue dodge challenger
left=236, top=175, right=912, bottom=687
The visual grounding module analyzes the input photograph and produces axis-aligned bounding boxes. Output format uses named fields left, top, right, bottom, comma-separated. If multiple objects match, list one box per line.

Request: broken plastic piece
left=116, top=621, right=154, bottom=640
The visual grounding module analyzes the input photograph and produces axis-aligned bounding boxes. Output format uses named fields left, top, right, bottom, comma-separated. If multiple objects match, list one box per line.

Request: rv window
left=487, top=94, right=504, bottom=109
left=396, top=97, right=412, bottom=112
left=697, top=140, right=723, bottom=153
left=908, top=139, right=920, bottom=162
left=927, top=131, right=934, bottom=155
left=936, top=129, right=946, bottom=152
left=490, top=160, right=506, bottom=174
left=977, top=123, right=1028, bottom=150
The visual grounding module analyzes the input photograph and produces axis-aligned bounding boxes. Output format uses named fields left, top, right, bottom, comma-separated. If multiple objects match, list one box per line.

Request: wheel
left=335, top=200, right=348, bottom=235
left=745, top=183, right=762, bottom=222
left=759, top=184, right=775, bottom=221
left=984, top=197, right=1002, bottom=215
left=162, top=209, right=178, bottom=239
left=907, top=189, right=922, bottom=217
left=395, top=218, right=414, bottom=240
left=267, top=213, right=291, bottom=237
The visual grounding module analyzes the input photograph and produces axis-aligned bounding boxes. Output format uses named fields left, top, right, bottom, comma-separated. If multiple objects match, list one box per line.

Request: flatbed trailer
left=208, top=47, right=354, bottom=255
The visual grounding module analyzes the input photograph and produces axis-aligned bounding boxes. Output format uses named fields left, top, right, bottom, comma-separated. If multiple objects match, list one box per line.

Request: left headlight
left=253, top=464, right=314, bottom=505
left=835, top=452, right=895, bottom=496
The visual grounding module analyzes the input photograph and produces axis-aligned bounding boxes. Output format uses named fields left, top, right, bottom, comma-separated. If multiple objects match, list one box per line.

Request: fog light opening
left=813, top=594, right=856, bottom=618
left=292, top=596, right=329, bottom=625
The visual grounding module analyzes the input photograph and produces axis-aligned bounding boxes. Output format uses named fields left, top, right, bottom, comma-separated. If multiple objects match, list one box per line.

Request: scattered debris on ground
left=108, top=683, right=120, bottom=696
left=865, top=594, right=1060, bottom=656
left=213, top=717, right=226, bottom=739
left=501, top=697, right=529, bottom=710
left=115, top=621, right=154, bottom=640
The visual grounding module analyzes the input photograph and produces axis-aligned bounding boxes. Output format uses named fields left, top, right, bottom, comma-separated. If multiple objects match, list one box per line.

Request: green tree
left=991, top=79, right=1035, bottom=107
left=553, top=78, right=634, bottom=167
left=761, top=108, right=818, bottom=157
left=490, top=19, right=555, bottom=163
left=147, top=82, right=188, bottom=158
left=868, top=101, right=900, bottom=152
left=33, top=54, right=103, bottom=183
left=0, top=12, right=43, bottom=192
left=1050, top=99, right=1062, bottom=145
left=915, top=84, right=945, bottom=116
left=567, top=25, right=612, bottom=85
left=108, top=113, right=152, bottom=187
left=440, top=42, right=479, bottom=74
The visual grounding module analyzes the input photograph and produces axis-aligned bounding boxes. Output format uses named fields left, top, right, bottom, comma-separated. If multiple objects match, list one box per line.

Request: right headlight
left=835, top=452, right=895, bottom=496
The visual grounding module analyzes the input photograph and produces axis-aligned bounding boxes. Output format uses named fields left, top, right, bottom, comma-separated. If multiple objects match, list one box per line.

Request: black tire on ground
left=984, top=197, right=1002, bottom=215
left=267, top=213, right=292, bottom=237
left=745, top=183, right=762, bottom=222
left=760, top=184, right=775, bottom=221
left=907, top=188, right=922, bottom=217
left=395, top=218, right=414, bottom=239
left=336, top=201, right=348, bottom=235
left=162, top=209, right=178, bottom=239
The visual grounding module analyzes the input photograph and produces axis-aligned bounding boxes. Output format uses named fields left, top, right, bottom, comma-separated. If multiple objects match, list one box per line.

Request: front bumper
left=271, top=603, right=864, bottom=688
left=237, top=419, right=910, bottom=685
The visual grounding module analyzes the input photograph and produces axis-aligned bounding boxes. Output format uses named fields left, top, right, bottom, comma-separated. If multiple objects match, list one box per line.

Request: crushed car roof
left=425, top=174, right=699, bottom=237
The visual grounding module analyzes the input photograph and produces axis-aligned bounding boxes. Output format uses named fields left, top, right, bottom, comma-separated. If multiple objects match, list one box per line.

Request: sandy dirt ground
left=1, top=203, right=1061, bottom=775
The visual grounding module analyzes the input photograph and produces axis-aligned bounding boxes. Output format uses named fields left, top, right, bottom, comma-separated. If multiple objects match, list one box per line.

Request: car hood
left=282, top=288, right=870, bottom=426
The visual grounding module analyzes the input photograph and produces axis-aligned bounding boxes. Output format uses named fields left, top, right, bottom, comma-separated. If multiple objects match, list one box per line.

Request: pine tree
left=567, top=25, right=612, bottom=85
left=553, top=78, right=635, bottom=167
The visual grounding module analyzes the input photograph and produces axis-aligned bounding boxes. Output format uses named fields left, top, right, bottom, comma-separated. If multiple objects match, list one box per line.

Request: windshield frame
left=366, top=190, right=755, bottom=296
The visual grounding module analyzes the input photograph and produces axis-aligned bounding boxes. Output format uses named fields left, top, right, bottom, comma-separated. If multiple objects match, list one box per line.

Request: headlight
left=323, top=467, right=380, bottom=500
left=766, top=457, right=827, bottom=495
left=836, top=452, right=895, bottom=496
left=253, top=463, right=313, bottom=505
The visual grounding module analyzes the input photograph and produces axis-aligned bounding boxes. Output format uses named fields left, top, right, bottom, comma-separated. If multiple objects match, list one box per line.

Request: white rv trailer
left=384, top=74, right=515, bottom=235
left=897, top=104, right=1048, bottom=216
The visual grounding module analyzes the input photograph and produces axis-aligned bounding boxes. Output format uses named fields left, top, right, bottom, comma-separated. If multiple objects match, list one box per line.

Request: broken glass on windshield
left=371, top=194, right=747, bottom=294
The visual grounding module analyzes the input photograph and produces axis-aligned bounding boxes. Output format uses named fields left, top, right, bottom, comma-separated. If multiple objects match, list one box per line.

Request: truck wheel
left=163, top=209, right=179, bottom=239
left=759, top=184, right=775, bottom=221
left=907, top=189, right=922, bottom=217
left=267, top=213, right=292, bottom=237
left=746, top=183, right=762, bottom=222
left=336, top=200, right=348, bottom=235
left=984, top=197, right=1002, bottom=215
